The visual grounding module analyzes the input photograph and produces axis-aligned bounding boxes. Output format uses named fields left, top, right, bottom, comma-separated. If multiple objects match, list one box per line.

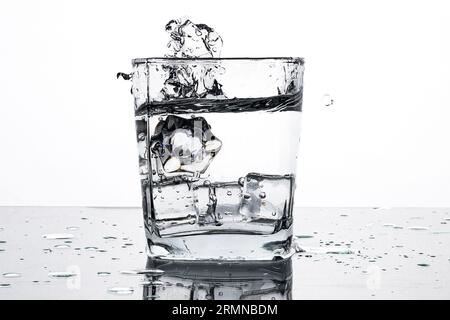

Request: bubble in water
left=3, top=273, right=21, bottom=278
left=42, top=233, right=74, bottom=240
left=322, top=94, right=334, bottom=107
left=48, top=271, right=77, bottom=278
left=259, top=192, right=266, bottom=199
left=107, top=287, right=134, bottom=295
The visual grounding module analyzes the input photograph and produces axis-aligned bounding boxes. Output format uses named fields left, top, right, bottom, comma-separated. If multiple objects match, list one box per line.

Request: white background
left=0, top=0, right=449, bottom=207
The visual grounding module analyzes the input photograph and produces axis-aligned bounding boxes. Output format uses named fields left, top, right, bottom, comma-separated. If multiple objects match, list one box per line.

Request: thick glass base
left=145, top=226, right=294, bottom=262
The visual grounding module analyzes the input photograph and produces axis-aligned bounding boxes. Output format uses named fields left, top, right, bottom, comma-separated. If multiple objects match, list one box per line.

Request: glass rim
left=132, top=56, right=304, bottom=66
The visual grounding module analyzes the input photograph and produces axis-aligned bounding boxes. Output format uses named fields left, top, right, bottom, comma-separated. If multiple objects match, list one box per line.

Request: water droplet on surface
left=54, top=244, right=71, bottom=249
left=43, top=233, right=74, bottom=240
left=140, top=280, right=165, bottom=286
left=48, top=271, right=77, bottom=278
left=295, top=235, right=314, bottom=239
left=120, top=269, right=165, bottom=276
left=107, top=287, right=134, bottom=295
left=408, top=226, right=429, bottom=231
left=3, top=273, right=21, bottom=278
left=259, top=192, right=266, bottom=199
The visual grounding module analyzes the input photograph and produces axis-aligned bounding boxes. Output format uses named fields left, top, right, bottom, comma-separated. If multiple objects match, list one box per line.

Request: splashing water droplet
left=3, top=273, right=21, bottom=278
left=42, top=233, right=74, bottom=240
left=322, top=94, right=334, bottom=107
left=107, top=287, right=134, bottom=295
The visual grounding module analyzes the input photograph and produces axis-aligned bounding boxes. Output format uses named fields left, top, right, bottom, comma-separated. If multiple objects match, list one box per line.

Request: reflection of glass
left=142, top=258, right=292, bottom=300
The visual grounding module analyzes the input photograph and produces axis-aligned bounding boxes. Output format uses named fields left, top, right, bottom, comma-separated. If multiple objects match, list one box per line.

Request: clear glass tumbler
left=128, top=57, right=304, bottom=261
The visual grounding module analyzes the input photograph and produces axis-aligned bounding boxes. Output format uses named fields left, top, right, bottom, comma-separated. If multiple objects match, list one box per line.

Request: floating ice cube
left=153, top=181, right=196, bottom=224
left=213, top=182, right=243, bottom=223
left=193, top=183, right=217, bottom=225
left=239, top=173, right=295, bottom=222
left=151, top=115, right=221, bottom=178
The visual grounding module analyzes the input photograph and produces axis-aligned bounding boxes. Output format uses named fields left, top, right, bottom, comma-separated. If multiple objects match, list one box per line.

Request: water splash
left=165, top=19, right=222, bottom=58
left=157, top=18, right=225, bottom=100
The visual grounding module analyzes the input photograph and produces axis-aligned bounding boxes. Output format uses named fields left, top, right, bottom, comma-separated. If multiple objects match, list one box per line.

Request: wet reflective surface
left=0, top=207, right=449, bottom=299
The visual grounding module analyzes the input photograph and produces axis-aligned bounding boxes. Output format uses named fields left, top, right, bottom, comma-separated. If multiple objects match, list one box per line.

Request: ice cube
left=151, top=115, right=221, bottom=177
left=193, top=183, right=218, bottom=225
left=239, top=173, right=295, bottom=222
left=213, top=182, right=243, bottom=223
left=152, top=181, right=197, bottom=230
